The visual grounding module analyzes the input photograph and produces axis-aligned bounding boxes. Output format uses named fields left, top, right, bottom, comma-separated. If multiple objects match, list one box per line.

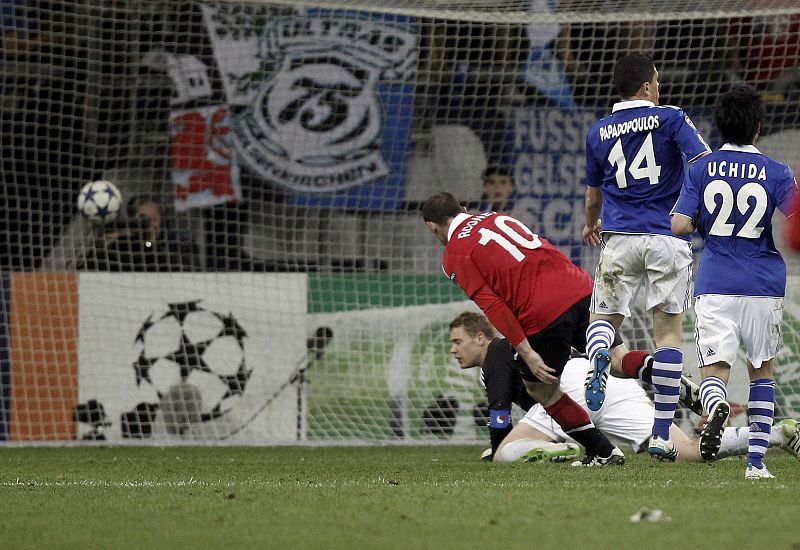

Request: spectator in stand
left=435, top=21, right=523, bottom=168
left=2, top=0, right=37, bottom=60
left=81, top=194, right=200, bottom=272
left=521, top=0, right=580, bottom=108
left=723, top=14, right=800, bottom=95
left=1, top=0, right=90, bottom=270
left=472, top=165, right=518, bottom=213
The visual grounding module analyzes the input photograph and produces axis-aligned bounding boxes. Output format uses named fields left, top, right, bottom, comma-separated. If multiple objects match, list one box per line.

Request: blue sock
left=586, top=320, right=614, bottom=364
left=651, top=347, right=682, bottom=439
left=700, top=376, right=727, bottom=414
left=747, top=378, right=775, bottom=468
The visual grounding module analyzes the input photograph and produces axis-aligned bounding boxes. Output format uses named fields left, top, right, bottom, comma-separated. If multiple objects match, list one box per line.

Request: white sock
left=716, top=426, right=784, bottom=459
left=495, top=438, right=558, bottom=462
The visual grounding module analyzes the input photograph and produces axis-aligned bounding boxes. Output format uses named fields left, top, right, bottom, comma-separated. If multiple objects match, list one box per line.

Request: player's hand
left=515, top=340, right=559, bottom=383
left=525, top=356, right=558, bottom=383
left=517, top=348, right=558, bottom=384
left=583, top=219, right=602, bottom=247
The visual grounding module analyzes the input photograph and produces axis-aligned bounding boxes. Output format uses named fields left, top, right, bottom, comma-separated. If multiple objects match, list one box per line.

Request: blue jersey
left=672, top=144, right=797, bottom=297
left=585, top=100, right=710, bottom=239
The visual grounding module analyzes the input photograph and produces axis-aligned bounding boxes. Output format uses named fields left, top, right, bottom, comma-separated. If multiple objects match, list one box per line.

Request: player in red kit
left=422, top=192, right=625, bottom=466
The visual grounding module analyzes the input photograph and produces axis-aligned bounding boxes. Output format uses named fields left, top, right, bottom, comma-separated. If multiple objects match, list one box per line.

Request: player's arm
left=673, top=109, right=712, bottom=163
left=583, top=134, right=603, bottom=246
left=583, top=186, right=603, bottom=246
left=671, top=171, right=701, bottom=235
left=671, top=214, right=694, bottom=235
left=472, top=287, right=558, bottom=383
left=483, top=342, right=518, bottom=459
left=776, top=168, right=798, bottom=218
left=453, top=258, right=558, bottom=383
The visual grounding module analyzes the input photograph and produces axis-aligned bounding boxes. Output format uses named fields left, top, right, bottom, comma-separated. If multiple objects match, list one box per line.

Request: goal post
left=1, top=0, right=799, bottom=444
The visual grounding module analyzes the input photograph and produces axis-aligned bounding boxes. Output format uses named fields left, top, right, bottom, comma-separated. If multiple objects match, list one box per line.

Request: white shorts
left=694, top=294, right=784, bottom=368
left=519, top=358, right=655, bottom=452
left=591, top=233, right=692, bottom=317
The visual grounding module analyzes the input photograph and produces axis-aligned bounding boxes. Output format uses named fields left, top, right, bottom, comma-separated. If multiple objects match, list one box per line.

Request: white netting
left=1, top=0, right=799, bottom=444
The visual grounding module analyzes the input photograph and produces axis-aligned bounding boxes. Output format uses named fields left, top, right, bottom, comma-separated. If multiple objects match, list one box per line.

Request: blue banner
left=228, top=11, right=417, bottom=210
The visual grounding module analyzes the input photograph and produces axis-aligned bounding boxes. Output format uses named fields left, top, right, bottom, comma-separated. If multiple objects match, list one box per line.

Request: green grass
left=1, top=446, right=799, bottom=550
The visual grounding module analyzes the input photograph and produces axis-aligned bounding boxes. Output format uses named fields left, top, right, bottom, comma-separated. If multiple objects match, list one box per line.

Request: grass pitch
left=1, top=446, right=799, bottom=550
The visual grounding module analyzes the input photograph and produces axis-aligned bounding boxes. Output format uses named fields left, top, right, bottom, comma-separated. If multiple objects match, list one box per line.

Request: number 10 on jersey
left=477, top=216, right=542, bottom=262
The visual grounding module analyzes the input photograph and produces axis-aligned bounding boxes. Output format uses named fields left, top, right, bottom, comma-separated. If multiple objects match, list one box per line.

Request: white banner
left=200, top=3, right=267, bottom=106
left=77, top=273, right=307, bottom=444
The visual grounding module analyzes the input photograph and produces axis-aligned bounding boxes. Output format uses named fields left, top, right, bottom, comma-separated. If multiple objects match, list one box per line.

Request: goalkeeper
left=449, top=312, right=800, bottom=463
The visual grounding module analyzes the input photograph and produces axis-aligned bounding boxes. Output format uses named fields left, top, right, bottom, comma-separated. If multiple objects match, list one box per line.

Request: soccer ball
left=76, top=180, right=122, bottom=225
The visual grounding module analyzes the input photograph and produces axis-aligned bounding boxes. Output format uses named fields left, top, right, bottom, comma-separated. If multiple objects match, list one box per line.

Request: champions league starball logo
left=126, top=301, right=252, bottom=437
left=233, top=17, right=417, bottom=193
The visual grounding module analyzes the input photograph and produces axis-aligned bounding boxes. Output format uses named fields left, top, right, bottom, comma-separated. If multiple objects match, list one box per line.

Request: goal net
left=1, top=0, right=799, bottom=445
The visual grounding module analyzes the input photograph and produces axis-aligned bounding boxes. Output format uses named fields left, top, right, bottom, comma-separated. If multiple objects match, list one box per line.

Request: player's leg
left=519, top=306, right=624, bottom=466
left=715, top=424, right=795, bottom=459
left=531, top=302, right=626, bottom=465
left=775, top=418, right=800, bottom=460
left=678, top=373, right=704, bottom=416
left=745, top=358, right=776, bottom=478
left=493, top=412, right=578, bottom=463
left=669, top=424, right=701, bottom=462
left=608, top=343, right=702, bottom=415
left=693, top=295, right=741, bottom=461
left=738, top=296, right=783, bottom=477
left=591, top=380, right=663, bottom=457
left=521, top=379, right=621, bottom=465
left=698, top=360, right=732, bottom=461
left=585, top=234, right=638, bottom=411
left=649, top=309, right=685, bottom=459
left=584, top=313, right=621, bottom=411
left=672, top=422, right=794, bottom=463
left=645, top=235, right=693, bottom=459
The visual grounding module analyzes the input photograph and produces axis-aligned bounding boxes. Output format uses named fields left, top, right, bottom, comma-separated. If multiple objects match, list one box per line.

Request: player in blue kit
left=672, top=85, right=797, bottom=479
left=582, top=53, right=711, bottom=461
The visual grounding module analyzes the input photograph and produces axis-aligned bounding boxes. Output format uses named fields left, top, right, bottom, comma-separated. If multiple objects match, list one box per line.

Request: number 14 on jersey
left=609, top=133, right=662, bottom=188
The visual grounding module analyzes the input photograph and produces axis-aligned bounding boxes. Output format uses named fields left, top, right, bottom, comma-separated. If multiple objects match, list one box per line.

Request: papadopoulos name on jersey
left=599, top=115, right=660, bottom=141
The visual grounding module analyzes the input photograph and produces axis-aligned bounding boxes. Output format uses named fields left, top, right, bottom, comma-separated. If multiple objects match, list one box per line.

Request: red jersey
left=442, top=212, right=592, bottom=347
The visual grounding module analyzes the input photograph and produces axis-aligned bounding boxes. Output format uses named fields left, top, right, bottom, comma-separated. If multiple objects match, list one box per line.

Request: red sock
left=545, top=394, right=592, bottom=431
left=546, top=394, right=613, bottom=457
left=621, top=350, right=652, bottom=383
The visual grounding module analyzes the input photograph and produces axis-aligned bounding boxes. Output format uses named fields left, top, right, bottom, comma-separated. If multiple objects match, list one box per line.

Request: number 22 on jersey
left=608, top=133, right=662, bottom=188
left=704, top=179, right=767, bottom=238
left=477, top=215, right=542, bottom=262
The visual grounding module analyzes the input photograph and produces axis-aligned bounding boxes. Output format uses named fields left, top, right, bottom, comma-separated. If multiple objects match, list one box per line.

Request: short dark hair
left=483, top=165, right=513, bottom=179
left=421, top=192, right=463, bottom=224
left=613, top=53, right=656, bottom=98
left=449, top=311, right=496, bottom=339
left=714, top=85, right=765, bottom=146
